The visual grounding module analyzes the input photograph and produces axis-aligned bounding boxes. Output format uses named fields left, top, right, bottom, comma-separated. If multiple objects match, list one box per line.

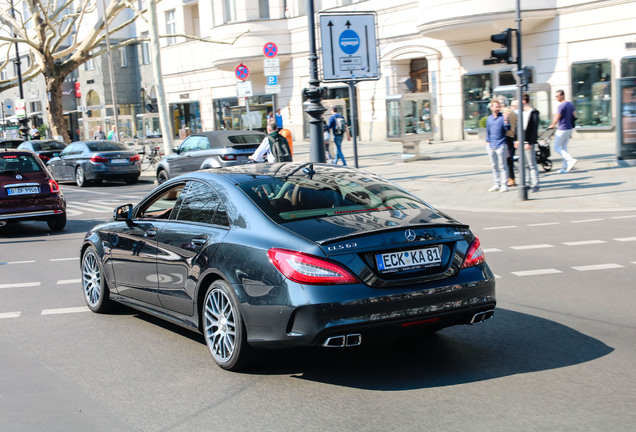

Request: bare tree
left=0, top=0, right=246, bottom=142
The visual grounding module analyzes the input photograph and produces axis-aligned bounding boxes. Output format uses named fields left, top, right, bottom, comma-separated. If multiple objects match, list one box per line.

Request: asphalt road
left=1, top=180, right=635, bottom=432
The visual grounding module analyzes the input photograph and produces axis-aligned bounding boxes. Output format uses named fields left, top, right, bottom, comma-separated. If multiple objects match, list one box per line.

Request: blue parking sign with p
left=267, top=76, right=278, bottom=85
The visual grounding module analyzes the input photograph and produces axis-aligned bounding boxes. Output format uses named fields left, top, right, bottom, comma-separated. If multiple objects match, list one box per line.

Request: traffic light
left=487, top=28, right=515, bottom=64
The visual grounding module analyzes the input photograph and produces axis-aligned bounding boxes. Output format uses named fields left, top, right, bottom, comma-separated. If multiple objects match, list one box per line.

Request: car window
left=238, top=174, right=428, bottom=222
left=60, top=143, right=83, bottom=156
left=86, top=141, right=127, bottom=152
left=0, top=154, right=44, bottom=174
left=137, top=183, right=186, bottom=220
left=227, top=134, right=266, bottom=144
left=37, top=141, right=66, bottom=151
left=179, top=137, right=198, bottom=152
left=174, top=181, right=227, bottom=226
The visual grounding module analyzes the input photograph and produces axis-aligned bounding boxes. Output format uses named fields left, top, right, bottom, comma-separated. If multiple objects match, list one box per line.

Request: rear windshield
left=238, top=173, right=429, bottom=222
left=227, top=134, right=265, bottom=144
left=0, top=140, right=23, bottom=149
left=0, top=154, right=43, bottom=174
left=31, top=141, right=66, bottom=151
left=86, top=141, right=127, bottom=152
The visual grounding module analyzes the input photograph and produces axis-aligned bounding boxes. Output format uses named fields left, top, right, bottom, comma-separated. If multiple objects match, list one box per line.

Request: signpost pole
left=347, top=81, right=359, bottom=168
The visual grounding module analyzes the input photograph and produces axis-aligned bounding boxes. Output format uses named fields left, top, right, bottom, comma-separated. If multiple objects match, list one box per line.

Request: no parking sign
left=235, top=63, right=250, bottom=81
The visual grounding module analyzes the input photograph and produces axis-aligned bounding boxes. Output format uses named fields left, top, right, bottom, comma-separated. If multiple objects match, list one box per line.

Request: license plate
left=376, top=246, right=442, bottom=273
left=110, top=158, right=128, bottom=164
left=7, top=186, right=40, bottom=196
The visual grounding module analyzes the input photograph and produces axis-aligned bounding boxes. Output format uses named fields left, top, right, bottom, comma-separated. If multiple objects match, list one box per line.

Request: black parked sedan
left=81, top=163, right=495, bottom=370
left=48, top=140, right=141, bottom=187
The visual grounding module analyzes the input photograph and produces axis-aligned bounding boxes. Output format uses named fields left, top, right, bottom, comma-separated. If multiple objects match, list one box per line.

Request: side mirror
left=114, top=203, right=134, bottom=224
left=53, top=152, right=59, bottom=157
left=172, top=146, right=180, bottom=154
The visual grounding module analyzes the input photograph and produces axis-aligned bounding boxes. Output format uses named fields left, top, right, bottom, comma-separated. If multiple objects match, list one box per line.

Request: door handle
left=144, top=228, right=157, bottom=237
left=190, top=236, right=208, bottom=246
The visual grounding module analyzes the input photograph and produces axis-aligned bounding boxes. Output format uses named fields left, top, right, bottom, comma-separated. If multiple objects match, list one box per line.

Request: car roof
left=1, top=149, right=37, bottom=156
left=192, top=130, right=266, bottom=139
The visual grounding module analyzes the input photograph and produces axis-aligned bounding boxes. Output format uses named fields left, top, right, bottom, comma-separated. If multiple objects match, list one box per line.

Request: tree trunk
left=45, top=76, right=70, bottom=143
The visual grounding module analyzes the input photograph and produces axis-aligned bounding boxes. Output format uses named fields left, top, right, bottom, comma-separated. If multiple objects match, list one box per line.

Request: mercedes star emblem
left=16, top=174, right=23, bottom=180
left=405, top=229, right=416, bottom=242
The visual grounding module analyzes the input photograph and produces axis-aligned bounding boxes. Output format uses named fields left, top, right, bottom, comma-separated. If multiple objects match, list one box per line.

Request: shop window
left=498, top=69, right=534, bottom=86
left=621, top=57, right=636, bottom=78
left=410, top=58, right=429, bottom=93
left=463, top=73, right=493, bottom=130
left=571, top=61, right=612, bottom=127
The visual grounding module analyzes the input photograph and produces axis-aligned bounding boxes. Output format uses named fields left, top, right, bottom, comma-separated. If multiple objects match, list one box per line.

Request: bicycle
left=139, top=142, right=163, bottom=171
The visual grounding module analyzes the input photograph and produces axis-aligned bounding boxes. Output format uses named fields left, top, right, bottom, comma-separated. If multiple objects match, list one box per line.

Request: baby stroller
left=535, top=128, right=554, bottom=172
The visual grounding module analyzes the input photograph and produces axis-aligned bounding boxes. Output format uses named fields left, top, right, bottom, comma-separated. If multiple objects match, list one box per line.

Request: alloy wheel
left=82, top=251, right=101, bottom=308
left=204, top=288, right=236, bottom=363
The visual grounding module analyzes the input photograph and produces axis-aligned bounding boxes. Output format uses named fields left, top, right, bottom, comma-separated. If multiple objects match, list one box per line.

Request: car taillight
left=49, top=179, right=60, bottom=193
left=221, top=154, right=237, bottom=161
left=461, top=236, right=485, bottom=269
left=267, top=248, right=359, bottom=285
left=129, top=154, right=140, bottom=162
left=39, top=155, right=50, bottom=162
left=90, top=155, right=109, bottom=163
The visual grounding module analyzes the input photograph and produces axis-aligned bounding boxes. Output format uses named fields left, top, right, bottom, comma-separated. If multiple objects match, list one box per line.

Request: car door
left=108, top=182, right=188, bottom=306
left=154, top=180, right=230, bottom=315
left=50, top=143, right=80, bottom=180
left=169, top=137, right=200, bottom=176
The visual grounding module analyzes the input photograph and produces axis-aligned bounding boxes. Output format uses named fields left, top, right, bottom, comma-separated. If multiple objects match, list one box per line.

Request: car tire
left=202, top=280, right=252, bottom=371
left=81, top=246, right=113, bottom=313
left=157, top=169, right=169, bottom=184
left=126, top=176, right=139, bottom=185
left=47, top=212, right=66, bottom=231
left=75, top=166, right=87, bottom=187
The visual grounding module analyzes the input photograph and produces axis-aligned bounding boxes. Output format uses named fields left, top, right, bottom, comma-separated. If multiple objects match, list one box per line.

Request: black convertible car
left=81, top=163, right=495, bottom=370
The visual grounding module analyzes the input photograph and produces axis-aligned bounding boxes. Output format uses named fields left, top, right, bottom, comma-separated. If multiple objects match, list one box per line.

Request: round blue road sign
left=263, top=42, right=278, bottom=58
left=235, top=63, right=249, bottom=81
left=339, top=29, right=360, bottom=55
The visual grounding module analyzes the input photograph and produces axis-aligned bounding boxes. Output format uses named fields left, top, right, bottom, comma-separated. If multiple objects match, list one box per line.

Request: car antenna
left=302, top=163, right=315, bottom=179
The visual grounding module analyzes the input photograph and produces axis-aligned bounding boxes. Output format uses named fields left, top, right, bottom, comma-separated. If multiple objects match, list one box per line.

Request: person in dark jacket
left=515, top=93, right=540, bottom=192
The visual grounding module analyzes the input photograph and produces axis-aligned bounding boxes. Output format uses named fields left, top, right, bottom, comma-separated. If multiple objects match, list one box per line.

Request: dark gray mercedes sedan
left=81, top=163, right=495, bottom=371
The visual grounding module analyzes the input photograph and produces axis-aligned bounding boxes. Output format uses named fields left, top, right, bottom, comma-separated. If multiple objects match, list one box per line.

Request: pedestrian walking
left=107, top=125, right=117, bottom=140
left=549, top=89, right=578, bottom=173
left=323, top=120, right=333, bottom=163
left=505, top=100, right=518, bottom=187
left=485, top=100, right=510, bottom=192
left=93, top=125, right=106, bottom=140
left=516, top=93, right=541, bottom=192
left=327, top=106, right=350, bottom=166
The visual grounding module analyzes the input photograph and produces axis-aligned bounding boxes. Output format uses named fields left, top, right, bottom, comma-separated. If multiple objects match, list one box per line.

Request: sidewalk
left=293, top=137, right=636, bottom=213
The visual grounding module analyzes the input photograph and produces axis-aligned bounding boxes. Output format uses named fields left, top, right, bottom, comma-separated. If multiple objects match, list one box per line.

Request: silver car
left=156, top=130, right=266, bottom=183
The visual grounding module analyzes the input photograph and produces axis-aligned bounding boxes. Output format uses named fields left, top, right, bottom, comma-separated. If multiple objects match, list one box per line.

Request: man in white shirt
left=250, top=119, right=277, bottom=163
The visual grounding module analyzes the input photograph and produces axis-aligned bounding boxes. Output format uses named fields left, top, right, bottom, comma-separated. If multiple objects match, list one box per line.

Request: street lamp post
left=101, top=0, right=120, bottom=138
left=303, top=0, right=326, bottom=163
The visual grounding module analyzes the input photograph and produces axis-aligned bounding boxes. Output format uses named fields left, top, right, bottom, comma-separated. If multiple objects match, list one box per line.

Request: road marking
left=57, top=279, right=81, bottom=285
left=66, top=202, right=112, bottom=213
left=0, top=311, right=21, bottom=319
left=5, top=260, right=36, bottom=264
left=62, top=188, right=112, bottom=196
left=66, top=208, right=83, bottom=217
left=570, top=218, right=603, bottom=224
left=483, top=225, right=518, bottom=230
left=611, top=215, right=636, bottom=219
left=562, top=240, right=607, bottom=246
left=483, top=248, right=501, bottom=253
left=572, top=263, right=624, bottom=271
left=0, top=282, right=41, bottom=289
left=510, top=244, right=554, bottom=250
left=41, top=306, right=90, bottom=315
left=528, top=222, right=560, bottom=227
left=50, top=257, right=79, bottom=262
left=614, top=237, right=636, bottom=242
left=512, top=269, right=562, bottom=276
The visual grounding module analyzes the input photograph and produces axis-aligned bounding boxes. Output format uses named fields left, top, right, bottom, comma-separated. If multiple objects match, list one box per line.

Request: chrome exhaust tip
left=323, top=335, right=346, bottom=348
left=322, top=333, right=362, bottom=348
left=470, top=309, right=495, bottom=324
left=345, top=333, right=362, bottom=347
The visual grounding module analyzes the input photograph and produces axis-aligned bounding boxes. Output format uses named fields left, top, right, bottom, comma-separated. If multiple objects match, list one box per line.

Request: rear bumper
left=86, top=164, right=141, bottom=180
left=0, top=208, right=65, bottom=222
left=242, top=265, right=496, bottom=349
